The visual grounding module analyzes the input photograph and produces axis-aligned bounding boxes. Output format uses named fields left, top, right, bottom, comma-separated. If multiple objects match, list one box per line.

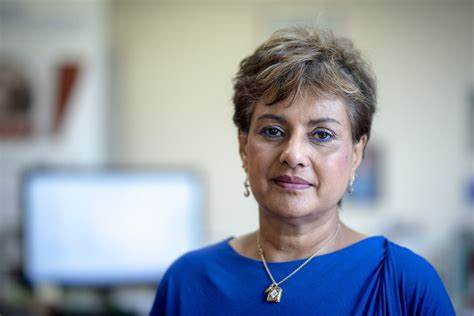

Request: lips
left=272, top=175, right=313, bottom=190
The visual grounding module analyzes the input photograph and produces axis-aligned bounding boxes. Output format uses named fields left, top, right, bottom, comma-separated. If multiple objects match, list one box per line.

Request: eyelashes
left=258, top=126, right=335, bottom=143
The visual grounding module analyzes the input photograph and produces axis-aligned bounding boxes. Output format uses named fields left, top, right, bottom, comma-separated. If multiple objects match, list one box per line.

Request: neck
left=257, top=207, right=341, bottom=262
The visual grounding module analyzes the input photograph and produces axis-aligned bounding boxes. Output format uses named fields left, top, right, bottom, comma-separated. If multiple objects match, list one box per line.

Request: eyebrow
left=308, top=118, right=342, bottom=126
left=256, top=114, right=342, bottom=126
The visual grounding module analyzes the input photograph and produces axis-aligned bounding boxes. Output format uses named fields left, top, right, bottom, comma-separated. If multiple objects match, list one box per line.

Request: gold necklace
left=257, top=222, right=341, bottom=303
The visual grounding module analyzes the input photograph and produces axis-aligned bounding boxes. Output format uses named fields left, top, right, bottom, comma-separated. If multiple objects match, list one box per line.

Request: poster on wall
left=0, top=61, right=81, bottom=138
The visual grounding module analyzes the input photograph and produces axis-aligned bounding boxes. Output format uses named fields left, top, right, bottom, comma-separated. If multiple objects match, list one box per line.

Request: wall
left=110, top=2, right=260, bottom=242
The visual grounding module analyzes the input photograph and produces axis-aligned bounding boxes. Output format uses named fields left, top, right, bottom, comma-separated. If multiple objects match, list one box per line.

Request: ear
left=351, top=134, right=367, bottom=176
left=238, top=130, right=249, bottom=172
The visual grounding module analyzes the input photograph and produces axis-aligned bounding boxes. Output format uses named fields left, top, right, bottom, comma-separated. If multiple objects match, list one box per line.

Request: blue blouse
left=150, top=236, right=455, bottom=315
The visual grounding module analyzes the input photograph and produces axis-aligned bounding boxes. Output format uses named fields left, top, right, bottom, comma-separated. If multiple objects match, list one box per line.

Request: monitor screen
left=22, top=168, right=203, bottom=286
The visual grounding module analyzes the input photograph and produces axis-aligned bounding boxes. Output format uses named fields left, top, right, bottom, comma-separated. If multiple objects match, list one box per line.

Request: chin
left=259, top=191, right=341, bottom=220
left=261, top=199, right=321, bottom=220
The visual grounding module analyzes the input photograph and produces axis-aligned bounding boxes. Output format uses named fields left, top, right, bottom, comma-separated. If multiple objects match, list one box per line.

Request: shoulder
left=160, top=237, right=232, bottom=281
left=150, top=238, right=232, bottom=315
left=384, top=239, right=455, bottom=314
left=383, top=239, right=443, bottom=289
left=385, top=240, right=439, bottom=280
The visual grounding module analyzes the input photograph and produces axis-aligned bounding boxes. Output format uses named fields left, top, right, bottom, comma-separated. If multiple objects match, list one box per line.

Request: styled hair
left=232, top=27, right=376, bottom=143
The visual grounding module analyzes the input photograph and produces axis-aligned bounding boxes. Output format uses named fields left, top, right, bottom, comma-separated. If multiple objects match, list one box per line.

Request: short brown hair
left=232, top=27, right=376, bottom=143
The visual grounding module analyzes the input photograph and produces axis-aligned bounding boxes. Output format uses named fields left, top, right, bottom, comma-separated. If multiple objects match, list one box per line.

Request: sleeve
left=391, top=244, right=456, bottom=315
left=149, top=251, right=201, bottom=316
left=406, top=262, right=455, bottom=315
left=149, top=271, right=174, bottom=316
left=149, top=257, right=186, bottom=316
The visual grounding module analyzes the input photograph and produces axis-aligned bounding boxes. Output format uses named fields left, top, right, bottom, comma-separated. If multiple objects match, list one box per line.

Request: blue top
left=150, top=236, right=455, bottom=315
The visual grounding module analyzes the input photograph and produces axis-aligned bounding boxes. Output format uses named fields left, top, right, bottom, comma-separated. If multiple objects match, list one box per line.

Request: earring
left=348, top=174, right=356, bottom=195
left=243, top=175, right=250, bottom=197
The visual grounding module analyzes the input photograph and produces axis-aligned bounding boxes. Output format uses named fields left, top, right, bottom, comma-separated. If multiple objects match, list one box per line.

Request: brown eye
left=312, top=130, right=333, bottom=142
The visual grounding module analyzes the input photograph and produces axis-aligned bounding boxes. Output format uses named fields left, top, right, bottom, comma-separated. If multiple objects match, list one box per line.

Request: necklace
left=257, top=222, right=341, bottom=303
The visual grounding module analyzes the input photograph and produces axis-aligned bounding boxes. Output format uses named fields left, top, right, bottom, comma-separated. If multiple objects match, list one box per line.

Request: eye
left=311, top=129, right=334, bottom=142
left=259, top=126, right=285, bottom=138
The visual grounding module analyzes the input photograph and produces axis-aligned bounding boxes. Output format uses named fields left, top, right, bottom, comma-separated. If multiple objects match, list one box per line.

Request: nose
left=279, top=132, right=310, bottom=169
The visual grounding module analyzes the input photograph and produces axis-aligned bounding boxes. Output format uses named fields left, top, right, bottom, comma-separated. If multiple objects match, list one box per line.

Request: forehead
left=252, top=91, right=350, bottom=125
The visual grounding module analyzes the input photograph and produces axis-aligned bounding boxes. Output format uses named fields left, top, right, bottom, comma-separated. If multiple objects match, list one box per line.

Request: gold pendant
left=264, top=283, right=282, bottom=303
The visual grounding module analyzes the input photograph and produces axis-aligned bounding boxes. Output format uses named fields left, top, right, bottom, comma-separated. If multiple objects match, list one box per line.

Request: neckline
left=224, top=235, right=385, bottom=265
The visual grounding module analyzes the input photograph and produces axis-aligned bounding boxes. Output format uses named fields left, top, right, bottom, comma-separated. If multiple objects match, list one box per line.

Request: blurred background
left=0, top=0, right=472, bottom=315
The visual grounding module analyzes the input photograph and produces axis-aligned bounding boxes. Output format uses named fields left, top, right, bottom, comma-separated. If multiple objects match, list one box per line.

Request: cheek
left=321, top=147, right=353, bottom=181
left=247, top=139, right=275, bottom=170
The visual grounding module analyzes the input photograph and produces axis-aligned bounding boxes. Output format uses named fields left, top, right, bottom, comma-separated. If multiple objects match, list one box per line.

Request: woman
left=150, top=27, right=455, bottom=315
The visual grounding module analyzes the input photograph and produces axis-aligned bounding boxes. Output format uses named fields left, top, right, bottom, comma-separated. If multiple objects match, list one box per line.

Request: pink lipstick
left=272, top=175, right=312, bottom=190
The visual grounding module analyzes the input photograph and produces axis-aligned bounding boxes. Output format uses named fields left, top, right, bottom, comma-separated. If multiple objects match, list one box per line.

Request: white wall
left=110, top=2, right=260, bottom=242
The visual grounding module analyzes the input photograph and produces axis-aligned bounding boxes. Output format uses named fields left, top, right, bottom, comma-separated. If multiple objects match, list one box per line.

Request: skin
left=229, top=90, right=368, bottom=262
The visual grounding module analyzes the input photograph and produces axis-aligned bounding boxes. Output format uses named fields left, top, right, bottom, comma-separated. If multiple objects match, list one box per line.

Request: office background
left=0, top=0, right=472, bottom=314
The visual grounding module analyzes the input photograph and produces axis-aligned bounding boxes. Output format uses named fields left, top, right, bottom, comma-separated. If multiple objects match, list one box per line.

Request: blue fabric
left=150, top=236, right=455, bottom=315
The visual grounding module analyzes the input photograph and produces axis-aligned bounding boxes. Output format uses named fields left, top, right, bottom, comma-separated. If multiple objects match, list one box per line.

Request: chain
left=257, top=222, right=341, bottom=286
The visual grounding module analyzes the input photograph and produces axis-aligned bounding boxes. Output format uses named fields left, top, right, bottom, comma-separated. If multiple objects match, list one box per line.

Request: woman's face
left=239, top=91, right=366, bottom=221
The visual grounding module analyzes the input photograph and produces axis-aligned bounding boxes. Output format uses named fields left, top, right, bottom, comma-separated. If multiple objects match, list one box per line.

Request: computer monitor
left=22, top=167, right=204, bottom=286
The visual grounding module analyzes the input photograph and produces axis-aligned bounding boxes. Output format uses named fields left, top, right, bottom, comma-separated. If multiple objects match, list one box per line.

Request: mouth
left=272, top=175, right=313, bottom=190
